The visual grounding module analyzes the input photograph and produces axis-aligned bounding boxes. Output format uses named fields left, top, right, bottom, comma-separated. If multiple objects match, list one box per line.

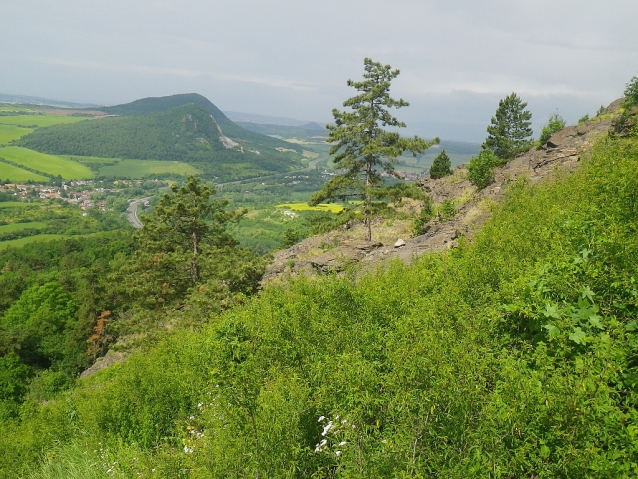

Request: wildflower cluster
left=181, top=389, right=223, bottom=455
left=314, top=415, right=355, bottom=457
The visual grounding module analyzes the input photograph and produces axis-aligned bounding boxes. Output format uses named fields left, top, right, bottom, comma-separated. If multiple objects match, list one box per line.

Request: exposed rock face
left=264, top=99, right=622, bottom=281
left=80, top=350, right=127, bottom=378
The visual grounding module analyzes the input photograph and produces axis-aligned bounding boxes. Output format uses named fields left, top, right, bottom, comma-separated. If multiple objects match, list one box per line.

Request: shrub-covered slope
left=2, top=136, right=637, bottom=477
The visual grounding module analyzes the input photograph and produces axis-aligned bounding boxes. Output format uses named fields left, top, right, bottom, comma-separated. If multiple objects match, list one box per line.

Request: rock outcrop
left=264, top=99, right=623, bottom=281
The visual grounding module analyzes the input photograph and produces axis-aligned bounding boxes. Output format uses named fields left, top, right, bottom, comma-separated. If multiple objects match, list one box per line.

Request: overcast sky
left=2, top=0, right=637, bottom=142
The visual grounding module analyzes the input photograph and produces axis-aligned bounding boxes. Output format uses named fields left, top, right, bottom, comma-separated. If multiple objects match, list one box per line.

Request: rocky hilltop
left=265, top=99, right=623, bottom=280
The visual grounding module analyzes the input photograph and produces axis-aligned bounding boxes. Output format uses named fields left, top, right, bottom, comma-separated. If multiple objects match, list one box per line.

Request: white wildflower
left=335, top=450, right=342, bottom=456
left=338, top=441, right=347, bottom=446
left=318, top=416, right=325, bottom=422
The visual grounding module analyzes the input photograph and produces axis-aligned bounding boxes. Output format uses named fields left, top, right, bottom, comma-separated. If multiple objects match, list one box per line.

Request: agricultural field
left=276, top=202, right=344, bottom=213
left=0, top=202, right=40, bottom=209
left=0, top=146, right=93, bottom=180
left=0, top=115, right=91, bottom=128
left=98, top=159, right=201, bottom=178
left=0, top=161, right=49, bottom=183
left=0, top=222, right=47, bottom=234
left=0, top=125, right=33, bottom=145
left=61, top=155, right=120, bottom=165
left=0, top=234, right=67, bottom=250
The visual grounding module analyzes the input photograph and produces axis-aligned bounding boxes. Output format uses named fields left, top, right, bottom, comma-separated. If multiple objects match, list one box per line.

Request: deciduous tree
left=310, top=58, right=439, bottom=241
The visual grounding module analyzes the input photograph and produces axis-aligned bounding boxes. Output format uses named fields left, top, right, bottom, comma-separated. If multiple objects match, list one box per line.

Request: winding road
left=126, top=196, right=152, bottom=229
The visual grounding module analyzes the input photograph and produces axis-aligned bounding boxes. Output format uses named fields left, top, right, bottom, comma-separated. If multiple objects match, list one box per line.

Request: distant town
left=0, top=180, right=145, bottom=211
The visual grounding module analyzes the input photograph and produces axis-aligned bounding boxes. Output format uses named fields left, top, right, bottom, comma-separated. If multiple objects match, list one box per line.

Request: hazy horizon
left=2, top=1, right=637, bottom=142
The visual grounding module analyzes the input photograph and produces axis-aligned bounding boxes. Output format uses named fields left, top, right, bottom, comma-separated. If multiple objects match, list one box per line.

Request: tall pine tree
left=310, top=58, right=439, bottom=241
left=483, top=93, right=533, bottom=160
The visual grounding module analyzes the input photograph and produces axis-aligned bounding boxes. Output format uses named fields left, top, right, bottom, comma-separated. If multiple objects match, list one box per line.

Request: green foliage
left=483, top=92, right=533, bottom=160
left=624, top=75, right=638, bottom=109
left=438, top=199, right=456, bottom=221
left=2, top=135, right=638, bottom=478
left=310, top=58, right=439, bottom=240
left=578, top=113, right=590, bottom=124
left=17, top=96, right=303, bottom=182
left=538, top=112, right=566, bottom=145
left=429, top=149, right=452, bottom=179
left=119, top=176, right=265, bottom=308
left=467, top=149, right=502, bottom=189
left=0, top=282, right=79, bottom=370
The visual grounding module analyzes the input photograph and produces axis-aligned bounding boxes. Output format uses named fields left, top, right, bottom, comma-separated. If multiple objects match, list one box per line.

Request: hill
left=16, top=94, right=304, bottom=181
left=1, top=103, right=638, bottom=476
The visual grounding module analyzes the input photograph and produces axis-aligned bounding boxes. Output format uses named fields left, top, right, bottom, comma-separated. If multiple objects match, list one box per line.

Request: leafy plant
left=467, top=149, right=502, bottom=189
left=538, top=112, right=566, bottom=146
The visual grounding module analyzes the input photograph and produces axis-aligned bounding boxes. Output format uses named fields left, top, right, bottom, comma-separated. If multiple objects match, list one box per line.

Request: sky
left=2, top=0, right=637, bottom=142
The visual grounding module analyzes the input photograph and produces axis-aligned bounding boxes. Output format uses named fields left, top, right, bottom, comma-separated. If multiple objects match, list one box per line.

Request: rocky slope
left=264, top=99, right=623, bottom=280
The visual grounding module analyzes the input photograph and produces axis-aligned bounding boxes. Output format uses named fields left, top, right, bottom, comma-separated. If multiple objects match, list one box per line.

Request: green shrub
left=467, top=149, right=501, bottom=189
left=538, top=112, right=566, bottom=145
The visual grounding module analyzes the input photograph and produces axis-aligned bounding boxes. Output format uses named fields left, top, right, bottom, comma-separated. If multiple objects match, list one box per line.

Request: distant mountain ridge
left=16, top=93, right=304, bottom=181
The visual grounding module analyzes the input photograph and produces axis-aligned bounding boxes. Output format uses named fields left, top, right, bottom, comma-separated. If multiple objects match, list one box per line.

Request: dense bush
left=0, top=135, right=637, bottom=477
left=467, top=149, right=502, bottom=189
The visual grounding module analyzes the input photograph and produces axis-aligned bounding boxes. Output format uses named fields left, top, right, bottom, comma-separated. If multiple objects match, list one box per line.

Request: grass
left=0, top=161, right=50, bottom=182
left=0, top=125, right=34, bottom=145
left=61, top=155, right=120, bottom=165
left=0, top=234, right=67, bottom=250
left=98, top=159, right=201, bottom=178
left=0, top=202, right=40, bottom=208
left=0, top=115, right=91, bottom=128
left=276, top=202, right=344, bottom=213
left=0, top=146, right=93, bottom=180
left=0, top=222, right=47, bottom=234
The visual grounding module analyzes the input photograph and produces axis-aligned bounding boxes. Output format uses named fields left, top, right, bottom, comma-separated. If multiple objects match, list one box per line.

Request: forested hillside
left=16, top=94, right=304, bottom=181
left=0, top=125, right=637, bottom=477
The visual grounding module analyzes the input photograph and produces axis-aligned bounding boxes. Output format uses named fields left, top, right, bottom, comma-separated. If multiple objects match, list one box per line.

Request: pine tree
left=483, top=93, right=533, bottom=160
left=310, top=58, right=439, bottom=241
left=123, top=176, right=264, bottom=307
left=429, top=149, right=452, bottom=179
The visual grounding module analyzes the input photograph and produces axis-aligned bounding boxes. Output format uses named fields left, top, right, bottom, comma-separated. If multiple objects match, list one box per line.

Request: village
left=0, top=180, right=143, bottom=210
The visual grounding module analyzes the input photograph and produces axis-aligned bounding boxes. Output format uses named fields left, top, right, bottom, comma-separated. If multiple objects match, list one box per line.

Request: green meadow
left=0, top=202, right=40, bottom=208
left=0, top=115, right=91, bottom=128
left=0, top=125, right=34, bottom=145
left=0, top=222, right=46, bottom=234
left=0, top=161, right=49, bottom=183
left=0, top=146, right=93, bottom=180
left=61, top=155, right=120, bottom=165
left=98, top=159, right=201, bottom=178
left=0, top=234, right=67, bottom=250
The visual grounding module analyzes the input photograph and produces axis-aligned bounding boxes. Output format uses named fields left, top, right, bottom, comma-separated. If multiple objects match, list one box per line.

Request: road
left=126, top=196, right=153, bottom=229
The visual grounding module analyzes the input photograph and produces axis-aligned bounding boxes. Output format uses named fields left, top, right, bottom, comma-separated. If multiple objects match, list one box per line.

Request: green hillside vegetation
left=97, top=159, right=201, bottom=178
left=0, top=146, right=93, bottom=180
left=0, top=161, right=49, bottom=182
left=0, top=125, right=33, bottom=145
left=0, top=127, right=636, bottom=477
left=17, top=100, right=304, bottom=181
left=0, top=234, right=68, bottom=250
left=97, top=93, right=304, bottom=154
left=0, top=115, right=90, bottom=128
left=0, top=222, right=47, bottom=234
